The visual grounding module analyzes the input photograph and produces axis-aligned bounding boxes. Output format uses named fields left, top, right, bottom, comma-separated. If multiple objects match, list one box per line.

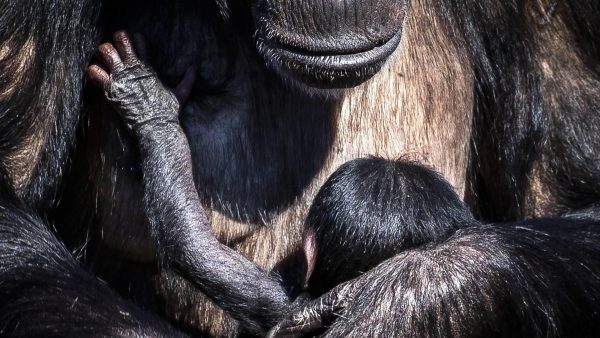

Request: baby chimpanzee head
left=303, top=157, right=477, bottom=296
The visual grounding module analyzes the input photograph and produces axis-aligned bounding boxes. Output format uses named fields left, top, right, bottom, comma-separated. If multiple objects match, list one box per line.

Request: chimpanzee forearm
left=136, top=120, right=293, bottom=333
left=88, top=32, right=293, bottom=334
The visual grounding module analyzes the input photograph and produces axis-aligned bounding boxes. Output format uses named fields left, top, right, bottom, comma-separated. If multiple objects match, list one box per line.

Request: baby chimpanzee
left=88, top=31, right=472, bottom=335
left=302, top=156, right=476, bottom=296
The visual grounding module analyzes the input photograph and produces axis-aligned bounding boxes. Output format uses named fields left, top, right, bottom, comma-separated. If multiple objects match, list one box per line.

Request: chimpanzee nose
left=256, top=0, right=407, bottom=54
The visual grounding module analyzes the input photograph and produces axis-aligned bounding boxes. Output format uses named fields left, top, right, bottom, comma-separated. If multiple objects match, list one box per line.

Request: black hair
left=306, top=157, right=477, bottom=295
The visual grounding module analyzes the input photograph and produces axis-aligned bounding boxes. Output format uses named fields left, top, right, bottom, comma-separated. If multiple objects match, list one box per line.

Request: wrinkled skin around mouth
left=253, top=0, right=408, bottom=89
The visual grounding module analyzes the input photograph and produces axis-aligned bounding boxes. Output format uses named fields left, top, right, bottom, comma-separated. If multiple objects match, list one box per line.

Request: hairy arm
left=269, top=223, right=600, bottom=337
left=88, top=31, right=293, bottom=335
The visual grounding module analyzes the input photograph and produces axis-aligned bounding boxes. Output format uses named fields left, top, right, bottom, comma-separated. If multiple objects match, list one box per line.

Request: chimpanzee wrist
left=133, top=119, right=186, bottom=149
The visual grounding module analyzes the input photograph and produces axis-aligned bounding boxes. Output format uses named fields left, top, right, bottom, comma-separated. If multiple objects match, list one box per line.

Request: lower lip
left=260, top=31, right=402, bottom=88
left=277, top=32, right=402, bottom=71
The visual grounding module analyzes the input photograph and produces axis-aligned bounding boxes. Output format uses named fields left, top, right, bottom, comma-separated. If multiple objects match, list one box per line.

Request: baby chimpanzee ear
left=302, top=228, right=318, bottom=286
left=304, top=157, right=479, bottom=296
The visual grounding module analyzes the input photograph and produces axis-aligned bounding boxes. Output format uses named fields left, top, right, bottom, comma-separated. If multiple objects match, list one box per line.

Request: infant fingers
left=87, top=64, right=110, bottom=90
left=97, top=42, right=125, bottom=72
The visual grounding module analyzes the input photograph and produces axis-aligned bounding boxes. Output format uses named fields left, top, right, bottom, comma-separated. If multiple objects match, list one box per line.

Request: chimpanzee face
left=251, top=0, right=407, bottom=89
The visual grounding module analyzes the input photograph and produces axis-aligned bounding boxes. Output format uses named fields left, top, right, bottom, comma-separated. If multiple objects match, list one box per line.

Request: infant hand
left=87, top=31, right=180, bottom=131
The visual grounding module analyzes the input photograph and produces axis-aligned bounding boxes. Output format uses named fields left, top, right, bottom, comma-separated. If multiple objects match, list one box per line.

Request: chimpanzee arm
left=88, top=31, right=293, bottom=335
left=269, top=223, right=600, bottom=338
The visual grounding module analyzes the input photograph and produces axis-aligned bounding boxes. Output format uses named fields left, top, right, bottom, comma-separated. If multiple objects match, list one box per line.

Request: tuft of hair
left=215, top=0, right=231, bottom=21
left=0, top=0, right=101, bottom=210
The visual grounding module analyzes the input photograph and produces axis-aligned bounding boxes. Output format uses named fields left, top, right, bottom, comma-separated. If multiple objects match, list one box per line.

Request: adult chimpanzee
left=1, top=0, right=600, bottom=337
left=88, top=33, right=600, bottom=337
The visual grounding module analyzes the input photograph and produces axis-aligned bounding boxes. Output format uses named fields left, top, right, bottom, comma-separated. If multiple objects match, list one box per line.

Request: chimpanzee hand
left=267, top=271, right=372, bottom=338
left=87, top=31, right=195, bottom=133
left=267, top=280, right=354, bottom=338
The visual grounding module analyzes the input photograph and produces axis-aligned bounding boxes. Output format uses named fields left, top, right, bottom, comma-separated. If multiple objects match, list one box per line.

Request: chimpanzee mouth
left=258, top=31, right=403, bottom=89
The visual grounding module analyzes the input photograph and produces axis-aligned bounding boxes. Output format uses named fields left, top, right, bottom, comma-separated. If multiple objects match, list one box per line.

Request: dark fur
left=0, top=195, right=182, bottom=337
left=306, top=158, right=477, bottom=295
left=0, top=0, right=599, bottom=337
left=461, top=1, right=600, bottom=220
left=290, top=221, right=600, bottom=337
left=273, top=161, right=600, bottom=337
